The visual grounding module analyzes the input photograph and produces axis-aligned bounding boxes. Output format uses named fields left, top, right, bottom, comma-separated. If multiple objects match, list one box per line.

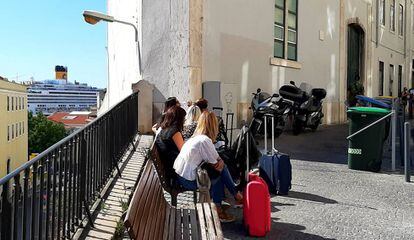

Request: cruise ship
left=27, top=66, right=101, bottom=116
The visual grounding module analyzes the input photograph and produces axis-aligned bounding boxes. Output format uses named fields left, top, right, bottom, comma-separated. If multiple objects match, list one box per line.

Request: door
left=398, top=65, right=403, bottom=97
left=347, top=24, right=365, bottom=105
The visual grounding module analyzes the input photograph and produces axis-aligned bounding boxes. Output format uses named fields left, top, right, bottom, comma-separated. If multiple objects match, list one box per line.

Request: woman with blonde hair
left=182, top=105, right=201, bottom=139
left=174, top=111, right=242, bottom=223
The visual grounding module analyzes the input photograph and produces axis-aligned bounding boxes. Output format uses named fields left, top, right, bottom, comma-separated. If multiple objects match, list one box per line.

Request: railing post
left=404, top=122, right=411, bottom=182
left=392, top=105, right=397, bottom=171
left=79, top=133, right=94, bottom=228
left=1, top=178, right=12, bottom=240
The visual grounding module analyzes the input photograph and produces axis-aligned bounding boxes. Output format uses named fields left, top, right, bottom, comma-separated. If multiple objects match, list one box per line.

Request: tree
left=28, top=112, right=67, bottom=154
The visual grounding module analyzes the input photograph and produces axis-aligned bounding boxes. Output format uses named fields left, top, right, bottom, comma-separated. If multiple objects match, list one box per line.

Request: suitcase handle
left=264, top=114, right=276, bottom=155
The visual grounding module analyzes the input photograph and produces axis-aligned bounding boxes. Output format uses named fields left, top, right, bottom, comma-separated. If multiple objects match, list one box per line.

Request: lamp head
left=83, top=10, right=114, bottom=25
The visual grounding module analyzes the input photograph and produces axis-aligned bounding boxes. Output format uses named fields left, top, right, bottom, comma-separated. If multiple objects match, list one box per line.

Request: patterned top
left=182, top=122, right=197, bottom=140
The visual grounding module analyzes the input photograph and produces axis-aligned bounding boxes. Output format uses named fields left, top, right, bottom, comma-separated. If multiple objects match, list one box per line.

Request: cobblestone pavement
left=222, top=124, right=414, bottom=240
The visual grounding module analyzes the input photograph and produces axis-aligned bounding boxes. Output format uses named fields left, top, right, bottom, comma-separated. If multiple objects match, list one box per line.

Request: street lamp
left=83, top=10, right=142, bottom=75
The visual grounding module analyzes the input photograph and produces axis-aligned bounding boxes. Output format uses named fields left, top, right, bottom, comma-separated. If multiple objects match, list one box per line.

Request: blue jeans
left=177, top=165, right=237, bottom=205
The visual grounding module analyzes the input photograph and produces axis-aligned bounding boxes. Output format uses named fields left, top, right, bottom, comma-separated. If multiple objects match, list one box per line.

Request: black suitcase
left=277, top=152, right=292, bottom=195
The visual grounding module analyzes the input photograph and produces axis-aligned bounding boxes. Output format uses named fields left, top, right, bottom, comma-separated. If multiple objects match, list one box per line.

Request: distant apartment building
left=105, top=0, right=414, bottom=125
left=27, top=66, right=101, bottom=116
left=0, top=77, right=28, bottom=178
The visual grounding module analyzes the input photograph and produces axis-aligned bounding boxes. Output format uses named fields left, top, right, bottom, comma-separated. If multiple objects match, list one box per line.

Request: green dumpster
left=347, top=107, right=390, bottom=172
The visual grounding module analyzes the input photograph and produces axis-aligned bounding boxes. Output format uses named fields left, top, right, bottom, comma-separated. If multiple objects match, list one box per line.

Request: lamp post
left=83, top=10, right=142, bottom=76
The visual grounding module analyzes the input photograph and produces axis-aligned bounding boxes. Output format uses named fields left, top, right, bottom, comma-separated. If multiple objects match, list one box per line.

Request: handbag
left=196, top=166, right=211, bottom=203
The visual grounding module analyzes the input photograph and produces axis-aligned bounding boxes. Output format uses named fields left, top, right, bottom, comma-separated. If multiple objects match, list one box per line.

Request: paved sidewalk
left=74, top=135, right=153, bottom=240
left=222, top=124, right=414, bottom=239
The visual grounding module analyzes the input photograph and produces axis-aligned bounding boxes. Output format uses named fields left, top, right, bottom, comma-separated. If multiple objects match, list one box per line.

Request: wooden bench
left=150, top=145, right=197, bottom=206
left=124, top=160, right=223, bottom=240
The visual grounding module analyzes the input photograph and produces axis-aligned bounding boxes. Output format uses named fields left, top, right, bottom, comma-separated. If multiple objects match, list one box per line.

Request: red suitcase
left=243, top=129, right=271, bottom=237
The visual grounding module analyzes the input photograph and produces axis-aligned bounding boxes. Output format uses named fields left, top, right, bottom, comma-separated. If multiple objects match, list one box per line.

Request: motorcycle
left=279, top=81, right=326, bottom=135
left=249, top=88, right=292, bottom=138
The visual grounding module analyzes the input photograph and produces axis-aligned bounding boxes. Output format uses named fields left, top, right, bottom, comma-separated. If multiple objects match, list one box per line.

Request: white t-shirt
left=174, top=134, right=219, bottom=181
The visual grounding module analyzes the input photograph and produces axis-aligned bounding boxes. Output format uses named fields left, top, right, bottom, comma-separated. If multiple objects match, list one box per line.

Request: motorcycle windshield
left=299, top=82, right=313, bottom=94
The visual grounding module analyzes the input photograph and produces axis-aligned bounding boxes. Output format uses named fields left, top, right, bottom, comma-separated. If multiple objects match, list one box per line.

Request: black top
left=155, top=126, right=180, bottom=184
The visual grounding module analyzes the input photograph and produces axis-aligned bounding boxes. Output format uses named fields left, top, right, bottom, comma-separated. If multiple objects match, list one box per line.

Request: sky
left=0, top=1, right=108, bottom=88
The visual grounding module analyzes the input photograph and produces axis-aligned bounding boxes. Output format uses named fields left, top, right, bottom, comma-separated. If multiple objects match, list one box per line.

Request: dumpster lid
left=348, top=107, right=390, bottom=114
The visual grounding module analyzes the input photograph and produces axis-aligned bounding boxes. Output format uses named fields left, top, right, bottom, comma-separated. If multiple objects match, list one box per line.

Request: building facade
left=106, top=0, right=414, bottom=125
left=0, top=77, right=28, bottom=178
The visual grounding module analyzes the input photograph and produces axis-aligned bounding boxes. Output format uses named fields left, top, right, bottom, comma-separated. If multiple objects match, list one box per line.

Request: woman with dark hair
left=155, top=105, right=187, bottom=185
left=152, top=97, right=180, bottom=133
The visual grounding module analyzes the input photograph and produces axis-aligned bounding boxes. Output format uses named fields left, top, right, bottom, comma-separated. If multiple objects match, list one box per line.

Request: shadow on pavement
left=259, top=124, right=349, bottom=165
left=277, top=191, right=338, bottom=204
left=222, top=217, right=336, bottom=240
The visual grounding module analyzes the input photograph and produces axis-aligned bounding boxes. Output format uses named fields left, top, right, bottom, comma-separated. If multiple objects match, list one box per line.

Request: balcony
left=0, top=92, right=139, bottom=239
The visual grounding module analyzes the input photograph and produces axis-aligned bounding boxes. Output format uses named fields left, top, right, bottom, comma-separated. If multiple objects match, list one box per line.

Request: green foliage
left=28, top=112, right=67, bottom=154
left=112, top=220, right=125, bottom=240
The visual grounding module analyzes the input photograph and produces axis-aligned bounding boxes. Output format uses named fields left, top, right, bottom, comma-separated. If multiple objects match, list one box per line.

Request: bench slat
left=175, top=209, right=182, bottom=240
left=210, top=204, right=223, bottom=239
left=182, top=209, right=190, bottom=240
left=203, top=203, right=217, bottom=240
left=189, top=209, right=200, bottom=240
left=167, top=206, right=176, bottom=240
left=196, top=204, right=208, bottom=240
left=133, top=167, right=158, bottom=238
left=124, top=161, right=152, bottom=230
left=162, top=207, right=171, bottom=240
left=142, top=182, right=163, bottom=239
left=153, top=197, right=167, bottom=240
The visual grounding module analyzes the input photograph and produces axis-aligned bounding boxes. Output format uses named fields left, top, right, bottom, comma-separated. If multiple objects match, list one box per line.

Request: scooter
left=279, top=81, right=326, bottom=135
left=249, top=88, right=292, bottom=138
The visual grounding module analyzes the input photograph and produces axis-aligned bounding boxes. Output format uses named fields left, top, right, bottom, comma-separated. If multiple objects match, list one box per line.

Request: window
left=380, top=0, right=385, bottom=26
left=399, top=4, right=404, bottom=36
left=11, top=97, right=14, bottom=111
left=7, top=125, right=10, bottom=141
left=389, top=64, right=394, bottom=96
left=7, top=96, right=9, bottom=111
left=19, top=122, right=21, bottom=136
left=398, top=65, right=403, bottom=96
left=12, top=124, right=14, bottom=139
left=273, top=0, right=298, bottom=61
left=379, top=61, right=384, bottom=96
left=390, top=0, right=395, bottom=32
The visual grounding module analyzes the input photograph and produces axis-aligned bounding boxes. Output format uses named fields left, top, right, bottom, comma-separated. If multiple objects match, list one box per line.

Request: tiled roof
left=47, top=112, right=94, bottom=127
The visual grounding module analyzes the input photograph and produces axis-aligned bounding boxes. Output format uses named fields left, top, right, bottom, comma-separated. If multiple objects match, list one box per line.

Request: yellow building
left=0, top=77, right=28, bottom=178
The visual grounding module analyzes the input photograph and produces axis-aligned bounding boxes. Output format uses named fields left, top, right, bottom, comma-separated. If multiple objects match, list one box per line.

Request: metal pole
left=404, top=122, right=411, bottom=182
left=264, top=115, right=267, bottom=153
left=246, top=127, right=250, bottom=183
left=392, top=104, right=397, bottom=171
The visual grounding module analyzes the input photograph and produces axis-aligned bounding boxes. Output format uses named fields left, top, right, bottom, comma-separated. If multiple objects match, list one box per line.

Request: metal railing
left=0, top=91, right=139, bottom=239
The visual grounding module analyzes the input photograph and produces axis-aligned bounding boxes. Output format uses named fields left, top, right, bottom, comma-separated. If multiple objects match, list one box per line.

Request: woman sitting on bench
left=173, top=111, right=243, bottom=223
left=155, top=105, right=187, bottom=186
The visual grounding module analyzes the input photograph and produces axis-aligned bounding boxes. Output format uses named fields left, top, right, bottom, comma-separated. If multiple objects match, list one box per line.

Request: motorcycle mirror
left=290, top=81, right=296, bottom=85
left=256, top=88, right=261, bottom=93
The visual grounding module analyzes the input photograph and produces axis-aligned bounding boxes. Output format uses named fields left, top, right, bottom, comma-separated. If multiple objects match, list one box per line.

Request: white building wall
left=106, top=0, right=414, bottom=124
left=104, top=0, right=142, bottom=114
left=202, top=0, right=342, bottom=124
